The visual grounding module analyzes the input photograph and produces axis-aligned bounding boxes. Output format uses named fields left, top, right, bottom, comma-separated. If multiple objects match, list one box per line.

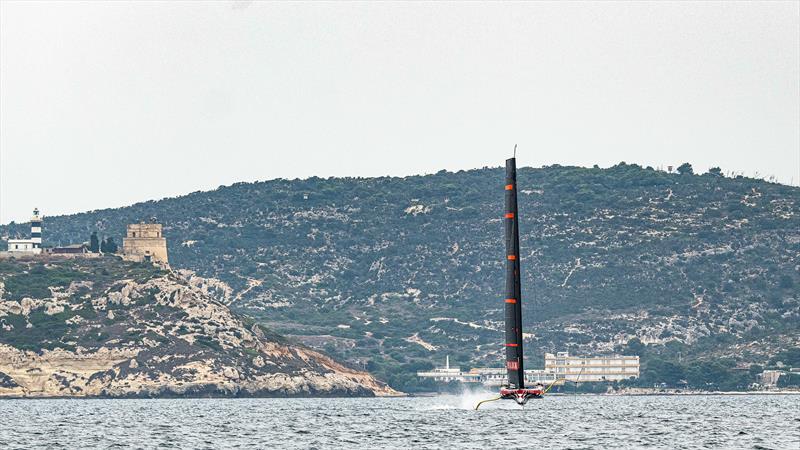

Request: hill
left=0, top=257, right=394, bottom=397
left=2, top=163, right=799, bottom=391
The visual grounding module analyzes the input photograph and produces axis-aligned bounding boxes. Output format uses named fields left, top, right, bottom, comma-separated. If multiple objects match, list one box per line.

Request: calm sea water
left=0, top=394, right=797, bottom=449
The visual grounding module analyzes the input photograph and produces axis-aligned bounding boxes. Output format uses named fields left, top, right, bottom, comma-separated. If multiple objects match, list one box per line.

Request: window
left=132, top=232, right=136, bottom=237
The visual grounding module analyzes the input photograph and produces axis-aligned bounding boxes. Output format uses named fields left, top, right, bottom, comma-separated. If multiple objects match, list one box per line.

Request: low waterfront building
left=416, top=357, right=561, bottom=387
left=418, top=353, right=640, bottom=387
left=475, top=367, right=558, bottom=387
left=544, top=352, right=640, bottom=382
left=415, top=356, right=480, bottom=382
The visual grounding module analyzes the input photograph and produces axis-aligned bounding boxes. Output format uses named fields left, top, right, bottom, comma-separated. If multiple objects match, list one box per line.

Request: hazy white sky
left=1, top=1, right=798, bottom=223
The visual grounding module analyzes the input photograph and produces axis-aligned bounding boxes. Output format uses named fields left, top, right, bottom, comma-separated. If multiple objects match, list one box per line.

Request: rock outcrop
left=0, top=258, right=397, bottom=398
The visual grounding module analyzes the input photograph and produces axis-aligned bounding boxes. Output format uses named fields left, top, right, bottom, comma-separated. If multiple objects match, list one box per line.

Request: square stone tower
left=122, top=223, right=169, bottom=265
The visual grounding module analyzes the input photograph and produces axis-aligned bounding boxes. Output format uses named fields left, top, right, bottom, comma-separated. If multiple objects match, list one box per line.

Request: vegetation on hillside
left=0, top=258, right=164, bottom=352
left=2, top=163, right=798, bottom=391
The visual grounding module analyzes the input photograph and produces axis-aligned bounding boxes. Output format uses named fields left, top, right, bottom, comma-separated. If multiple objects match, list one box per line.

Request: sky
left=1, top=1, right=798, bottom=224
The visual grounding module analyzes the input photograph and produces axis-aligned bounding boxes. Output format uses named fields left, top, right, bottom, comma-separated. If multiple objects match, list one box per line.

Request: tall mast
left=504, top=157, right=525, bottom=389
left=475, top=156, right=543, bottom=409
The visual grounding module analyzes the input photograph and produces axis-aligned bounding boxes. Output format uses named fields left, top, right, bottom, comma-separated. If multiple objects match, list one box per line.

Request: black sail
left=504, top=157, right=525, bottom=389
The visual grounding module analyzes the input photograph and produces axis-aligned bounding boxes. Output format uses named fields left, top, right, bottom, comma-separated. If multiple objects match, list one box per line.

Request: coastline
left=408, top=389, right=800, bottom=397
left=566, top=390, right=800, bottom=396
left=0, top=392, right=405, bottom=400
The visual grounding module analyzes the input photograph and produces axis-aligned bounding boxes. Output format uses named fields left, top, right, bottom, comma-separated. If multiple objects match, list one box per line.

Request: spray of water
left=424, top=386, right=509, bottom=410
left=458, top=387, right=500, bottom=410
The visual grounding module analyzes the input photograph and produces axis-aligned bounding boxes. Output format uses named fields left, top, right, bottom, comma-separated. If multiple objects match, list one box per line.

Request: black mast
left=504, top=157, right=525, bottom=389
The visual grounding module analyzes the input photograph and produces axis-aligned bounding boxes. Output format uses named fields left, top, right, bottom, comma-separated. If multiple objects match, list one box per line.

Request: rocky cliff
left=0, top=257, right=396, bottom=398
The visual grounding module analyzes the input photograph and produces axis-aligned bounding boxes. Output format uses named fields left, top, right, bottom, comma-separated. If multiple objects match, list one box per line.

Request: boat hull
left=500, top=387, right=544, bottom=405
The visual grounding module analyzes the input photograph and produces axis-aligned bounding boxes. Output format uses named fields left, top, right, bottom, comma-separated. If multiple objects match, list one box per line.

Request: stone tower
left=122, top=222, right=169, bottom=265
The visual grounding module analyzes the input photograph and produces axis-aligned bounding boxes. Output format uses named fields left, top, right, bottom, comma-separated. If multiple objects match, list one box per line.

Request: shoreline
left=1, top=390, right=798, bottom=400
left=566, top=390, right=800, bottom=396
left=0, top=393, right=397, bottom=400
left=409, top=389, right=800, bottom=397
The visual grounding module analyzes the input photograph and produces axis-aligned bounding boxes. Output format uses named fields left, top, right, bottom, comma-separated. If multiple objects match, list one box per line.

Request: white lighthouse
left=6, top=208, right=43, bottom=254
left=30, top=208, right=42, bottom=249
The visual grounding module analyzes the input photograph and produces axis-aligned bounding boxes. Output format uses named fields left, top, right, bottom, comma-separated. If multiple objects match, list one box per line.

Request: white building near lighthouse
left=6, top=208, right=43, bottom=254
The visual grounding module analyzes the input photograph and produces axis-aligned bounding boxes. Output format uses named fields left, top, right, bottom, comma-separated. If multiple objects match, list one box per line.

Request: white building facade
left=475, top=368, right=558, bottom=387
left=415, top=356, right=480, bottom=382
left=544, top=352, right=640, bottom=382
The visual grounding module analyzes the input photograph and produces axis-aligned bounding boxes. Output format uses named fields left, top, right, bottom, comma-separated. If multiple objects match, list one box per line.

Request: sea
left=0, top=393, right=797, bottom=449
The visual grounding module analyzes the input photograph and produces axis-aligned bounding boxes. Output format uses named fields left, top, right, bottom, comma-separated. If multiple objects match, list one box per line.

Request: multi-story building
left=544, top=351, right=640, bottom=382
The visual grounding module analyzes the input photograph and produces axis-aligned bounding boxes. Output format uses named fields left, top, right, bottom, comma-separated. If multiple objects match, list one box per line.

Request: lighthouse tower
left=6, top=207, right=43, bottom=254
left=30, top=208, right=42, bottom=249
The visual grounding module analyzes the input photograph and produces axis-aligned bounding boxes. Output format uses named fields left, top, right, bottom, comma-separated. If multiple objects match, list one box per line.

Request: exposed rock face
left=0, top=258, right=397, bottom=398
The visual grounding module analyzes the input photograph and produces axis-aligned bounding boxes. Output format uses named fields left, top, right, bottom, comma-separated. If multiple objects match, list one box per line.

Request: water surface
left=1, top=394, right=797, bottom=449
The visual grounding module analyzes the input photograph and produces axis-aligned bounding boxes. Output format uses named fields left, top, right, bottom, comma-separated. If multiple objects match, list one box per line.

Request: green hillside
left=3, top=163, right=799, bottom=391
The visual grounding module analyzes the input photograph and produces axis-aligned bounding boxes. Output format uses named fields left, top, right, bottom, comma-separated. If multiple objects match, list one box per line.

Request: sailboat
left=476, top=154, right=545, bottom=409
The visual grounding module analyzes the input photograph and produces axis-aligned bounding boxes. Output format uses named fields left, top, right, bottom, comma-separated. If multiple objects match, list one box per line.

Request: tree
left=625, top=338, right=646, bottom=356
left=777, top=373, right=800, bottom=388
left=707, top=167, right=723, bottom=177
left=748, top=364, right=763, bottom=377
left=89, top=232, right=99, bottom=253
left=677, top=162, right=694, bottom=175
left=770, top=348, right=800, bottom=367
left=642, top=359, right=685, bottom=386
left=100, top=238, right=108, bottom=253
left=106, top=237, right=118, bottom=254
